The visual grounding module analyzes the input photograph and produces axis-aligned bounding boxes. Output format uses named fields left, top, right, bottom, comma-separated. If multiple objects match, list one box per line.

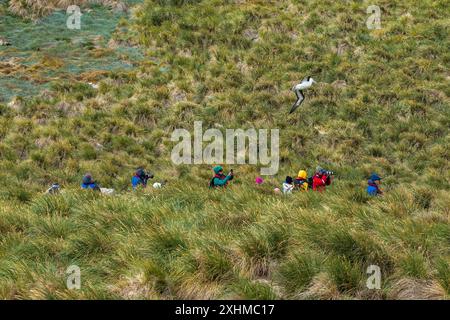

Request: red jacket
left=312, top=174, right=327, bottom=191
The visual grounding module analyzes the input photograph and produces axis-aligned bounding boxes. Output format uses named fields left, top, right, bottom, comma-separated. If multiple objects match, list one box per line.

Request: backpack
left=209, top=177, right=216, bottom=188
left=296, top=180, right=309, bottom=191
left=307, top=176, right=314, bottom=189
left=209, top=174, right=228, bottom=188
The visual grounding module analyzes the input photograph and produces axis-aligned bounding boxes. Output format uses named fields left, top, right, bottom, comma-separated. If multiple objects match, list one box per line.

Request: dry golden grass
left=8, top=0, right=125, bottom=18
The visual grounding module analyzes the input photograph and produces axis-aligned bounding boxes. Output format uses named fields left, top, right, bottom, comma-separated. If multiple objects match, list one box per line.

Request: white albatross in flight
left=289, top=76, right=316, bottom=114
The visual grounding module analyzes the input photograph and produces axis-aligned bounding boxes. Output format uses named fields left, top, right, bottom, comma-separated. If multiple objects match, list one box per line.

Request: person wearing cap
left=132, top=168, right=154, bottom=190
left=282, top=176, right=295, bottom=194
left=81, top=173, right=100, bottom=191
left=209, top=166, right=233, bottom=188
left=367, top=173, right=383, bottom=196
left=294, top=170, right=309, bottom=191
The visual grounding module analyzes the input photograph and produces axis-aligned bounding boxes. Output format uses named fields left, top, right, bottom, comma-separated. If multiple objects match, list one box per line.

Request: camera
left=144, top=173, right=154, bottom=181
left=320, top=169, right=334, bottom=176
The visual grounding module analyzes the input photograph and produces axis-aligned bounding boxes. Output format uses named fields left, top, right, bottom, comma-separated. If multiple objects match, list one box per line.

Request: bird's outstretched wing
left=289, top=90, right=304, bottom=114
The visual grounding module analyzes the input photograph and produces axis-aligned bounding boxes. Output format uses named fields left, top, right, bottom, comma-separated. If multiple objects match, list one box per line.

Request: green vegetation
left=0, top=0, right=141, bottom=101
left=7, top=0, right=125, bottom=19
left=0, top=0, right=449, bottom=299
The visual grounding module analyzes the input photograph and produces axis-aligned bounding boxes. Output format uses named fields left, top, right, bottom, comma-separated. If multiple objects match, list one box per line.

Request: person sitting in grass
left=282, top=176, right=295, bottom=194
left=209, top=166, right=233, bottom=188
left=81, top=173, right=100, bottom=191
left=294, top=170, right=309, bottom=191
left=367, top=173, right=383, bottom=196
left=132, top=168, right=154, bottom=190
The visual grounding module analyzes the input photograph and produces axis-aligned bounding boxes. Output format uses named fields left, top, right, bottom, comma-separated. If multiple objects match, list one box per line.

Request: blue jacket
left=132, top=176, right=146, bottom=189
left=367, top=180, right=381, bottom=196
left=81, top=182, right=98, bottom=190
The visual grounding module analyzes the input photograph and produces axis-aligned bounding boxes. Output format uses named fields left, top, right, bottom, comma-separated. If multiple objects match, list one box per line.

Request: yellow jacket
left=295, top=170, right=309, bottom=191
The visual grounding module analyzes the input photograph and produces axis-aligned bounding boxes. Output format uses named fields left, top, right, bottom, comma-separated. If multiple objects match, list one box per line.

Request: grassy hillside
left=0, top=0, right=449, bottom=299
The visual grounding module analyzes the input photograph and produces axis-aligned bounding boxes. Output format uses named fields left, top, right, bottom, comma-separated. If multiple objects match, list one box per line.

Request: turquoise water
left=0, top=1, right=143, bottom=101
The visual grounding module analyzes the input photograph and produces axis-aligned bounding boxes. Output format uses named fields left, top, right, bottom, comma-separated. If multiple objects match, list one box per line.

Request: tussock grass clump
left=328, top=256, right=364, bottom=294
left=229, top=278, right=278, bottom=300
left=30, top=194, right=75, bottom=216
left=435, top=259, right=450, bottom=296
left=276, top=250, right=323, bottom=296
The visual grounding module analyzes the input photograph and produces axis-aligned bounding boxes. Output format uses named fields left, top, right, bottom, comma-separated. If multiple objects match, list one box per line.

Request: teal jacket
left=211, top=174, right=232, bottom=187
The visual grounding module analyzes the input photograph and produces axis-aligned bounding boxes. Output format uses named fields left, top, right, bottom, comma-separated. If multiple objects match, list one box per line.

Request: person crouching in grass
left=81, top=173, right=100, bottom=191
left=367, top=173, right=383, bottom=196
left=209, top=166, right=233, bottom=188
left=312, top=166, right=333, bottom=192
left=283, top=176, right=294, bottom=194
left=132, top=168, right=154, bottom=190
left=294, top=170, right=309, bottom=191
